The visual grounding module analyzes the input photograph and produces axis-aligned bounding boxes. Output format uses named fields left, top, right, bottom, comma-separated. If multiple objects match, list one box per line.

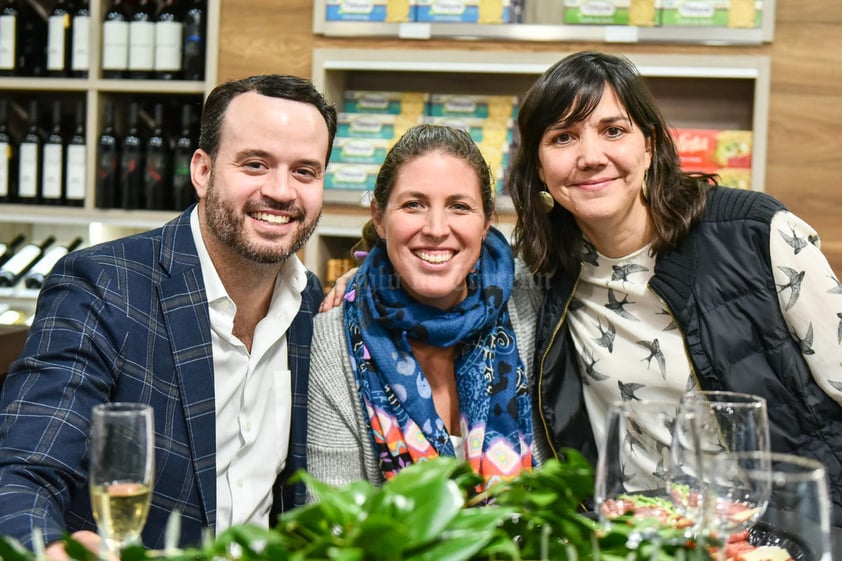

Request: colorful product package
left=325, top=0, right=416, bottom=22
left=415, top=0, right=512, bottom=23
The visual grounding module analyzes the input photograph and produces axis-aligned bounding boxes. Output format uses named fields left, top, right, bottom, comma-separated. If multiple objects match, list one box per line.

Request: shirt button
left=237, top=480, right=244, bottom=488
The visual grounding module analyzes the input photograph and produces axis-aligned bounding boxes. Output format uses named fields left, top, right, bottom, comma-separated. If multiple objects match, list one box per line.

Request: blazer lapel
left=158, top=209, right=218, bottom=527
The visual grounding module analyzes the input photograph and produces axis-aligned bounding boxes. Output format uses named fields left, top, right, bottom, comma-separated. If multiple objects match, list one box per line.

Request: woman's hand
left=320, top=267, right=359, bottom=312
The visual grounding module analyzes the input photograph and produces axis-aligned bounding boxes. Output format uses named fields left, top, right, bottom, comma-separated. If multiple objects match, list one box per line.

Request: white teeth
left=416, top=251, right=453, bottom=264
left=254, top=212, right=290, bottom=224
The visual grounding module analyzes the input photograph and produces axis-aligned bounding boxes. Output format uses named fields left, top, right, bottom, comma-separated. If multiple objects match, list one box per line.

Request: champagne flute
left=595, top=399, right=682, bottom=546
left=678, top=391, right=771, bottom=560
left=88, top=403, right=155, bottom=553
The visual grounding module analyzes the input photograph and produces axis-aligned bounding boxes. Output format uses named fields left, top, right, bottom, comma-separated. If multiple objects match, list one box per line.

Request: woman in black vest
left=508, top=50, right=842, bottom=528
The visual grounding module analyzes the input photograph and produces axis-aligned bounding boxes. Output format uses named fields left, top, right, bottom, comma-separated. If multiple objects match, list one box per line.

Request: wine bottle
left=154, top=0, right=182, bottom=80
left=17, top=100, right=44, bottom=204
left=46, top=0, right=72, bottom=76
left=144, top=103, right=171, bottom=210
left=101, top=0, right=129, bottom=79
left=0, top=98, right=16, bottom=202
left=70, top=0, right=90, bottom=78
left=0, top=0, right=18, bottom=76
left=41, top=100, right=65, bottom=205
left=16, top=0, right=47, bottom=76
left=22, top=236, right=83, bottom=289
left=65, top=100, right=86, bottom=207
left=0, top=235, right=55, bottom=287
left=0, top=233, right=24, bottom=268
left=95, top=101, right=120, bottom=209
left=127, top=0, right=154, bottom=79
left=182, top=0, right=205, bottom=81
left=172, top=103, right=196, bottom=210
left=120, top=102, right=143, bottom=209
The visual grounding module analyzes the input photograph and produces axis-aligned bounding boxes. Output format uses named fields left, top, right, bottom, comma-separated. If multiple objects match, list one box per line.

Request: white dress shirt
left=189, top=209, right=307, bottom=534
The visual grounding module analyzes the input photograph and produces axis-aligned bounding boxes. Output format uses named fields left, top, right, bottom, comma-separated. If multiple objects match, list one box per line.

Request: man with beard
left=0, top=74, right=337, bottom=558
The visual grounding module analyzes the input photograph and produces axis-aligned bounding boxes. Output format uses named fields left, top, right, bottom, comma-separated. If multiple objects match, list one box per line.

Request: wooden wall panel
left=218, top=0, right=842, bottom=273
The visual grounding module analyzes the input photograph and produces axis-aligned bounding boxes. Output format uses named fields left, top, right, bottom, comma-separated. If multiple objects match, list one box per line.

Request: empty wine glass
left=595, top=399, right=683, bottom=546
left=742, top=452, right=832, bottom=561
left=677, top=391, right=771, bottom=560
left=88, top=403, right=155, bottom=554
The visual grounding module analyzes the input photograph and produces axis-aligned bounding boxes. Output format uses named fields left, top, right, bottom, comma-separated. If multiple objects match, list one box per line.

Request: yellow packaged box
left=415, top=0, right=512, bottom=23
left=563, top=0, right=657, bottom=26
left=344, top=91, right=428, bottom=116
left=325, top=0, right=416, bottom=22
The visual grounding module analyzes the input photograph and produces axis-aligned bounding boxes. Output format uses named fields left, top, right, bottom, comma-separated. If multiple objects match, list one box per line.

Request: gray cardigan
left=306, top=260, right=552, bottom=491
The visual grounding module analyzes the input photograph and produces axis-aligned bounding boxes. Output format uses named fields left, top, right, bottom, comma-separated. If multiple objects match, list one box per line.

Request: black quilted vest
left=536, top=187, right=842, bottom=526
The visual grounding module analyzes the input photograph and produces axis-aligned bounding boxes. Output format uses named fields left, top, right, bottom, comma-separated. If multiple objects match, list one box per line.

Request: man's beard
left=204, top=172, right=320, bottom=264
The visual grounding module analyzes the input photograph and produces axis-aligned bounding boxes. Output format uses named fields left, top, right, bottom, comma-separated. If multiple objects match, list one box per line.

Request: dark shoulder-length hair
left=199, top=74, right=338, bottom=164
left=509, top=50, right=715, bottom=276
left=355, top=124, right=496, bottom=253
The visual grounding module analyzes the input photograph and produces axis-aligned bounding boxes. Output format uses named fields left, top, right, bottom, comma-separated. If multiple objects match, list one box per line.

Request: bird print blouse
left=567, top=210, right=842, bottom=489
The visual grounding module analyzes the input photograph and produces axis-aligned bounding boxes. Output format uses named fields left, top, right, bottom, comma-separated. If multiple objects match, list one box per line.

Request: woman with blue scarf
left=307, top=124, right=552, bottom=489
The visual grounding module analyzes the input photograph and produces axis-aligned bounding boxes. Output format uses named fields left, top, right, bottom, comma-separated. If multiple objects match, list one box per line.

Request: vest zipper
left=537, top=263, right=583, bottom=459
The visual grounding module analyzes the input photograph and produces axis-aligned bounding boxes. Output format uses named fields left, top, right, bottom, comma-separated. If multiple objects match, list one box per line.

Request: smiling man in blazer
left=0, top=74, right=337, bottom=557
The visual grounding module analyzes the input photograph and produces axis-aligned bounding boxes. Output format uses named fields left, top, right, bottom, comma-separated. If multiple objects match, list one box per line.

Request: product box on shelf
left=326, top=0, right=416, bottom=22
left=476, top=140, right=511, bottom=194
left=344, top=91, right=428, bottom=116
left=325, top=162, right=381, bottom=190
left=337, top=112, right=419, bottom=140
left=428, top=94, right=518, bottom=119
left=415, top=0, right=512, bottom=23
left=672, top=127, right=753, bottom=189
left=331, top=137, right=392, bottom=165
left=660, top=0, right=761, bottom=28
left=563, top=0, right=657, bottom=26
left=423, top=116, right=514, bottom=144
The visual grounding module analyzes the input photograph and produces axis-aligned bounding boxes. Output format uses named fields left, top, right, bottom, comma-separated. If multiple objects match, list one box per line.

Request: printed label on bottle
left=42, top=144, right=64, bottom=200
left=102, top=20, right=129, bottom=70
left=154, top=21, right=182, bottom=71
left=47, top=14, right=69, bottom=71
left=128, top=21, right=155, bottom=71
left=66, top=144, right=87, bottom=200
left=0, top=142, right=9, bottom=196
left=72, top=15, right=91, bottom=71
left=0, top=15, right=15, bottom=70
left=18, top=143, right=38, bottom=198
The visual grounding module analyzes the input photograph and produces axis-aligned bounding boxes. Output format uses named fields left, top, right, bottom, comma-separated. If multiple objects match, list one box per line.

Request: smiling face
left=373, top=151, right=491, bottom=310
left=192, top=91, right=329, bottom=265
left=537, top=85, right=652, bottom=254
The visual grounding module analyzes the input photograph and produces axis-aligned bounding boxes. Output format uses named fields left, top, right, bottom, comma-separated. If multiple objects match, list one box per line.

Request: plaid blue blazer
left=0, top=208, right=321, bottom=549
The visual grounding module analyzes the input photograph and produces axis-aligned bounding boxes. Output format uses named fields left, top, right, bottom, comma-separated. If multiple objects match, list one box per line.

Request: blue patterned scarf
left=343, top=227, right=533, bottom=487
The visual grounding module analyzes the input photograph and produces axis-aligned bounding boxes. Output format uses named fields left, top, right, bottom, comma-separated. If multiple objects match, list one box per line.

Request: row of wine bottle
left=0, top=97, right=86, bottom=206
left=95, top=99, right=199, bottom=211
left=0, top=0, right=206, bottom=80
left=0, top=233, right=84, bottom=289
left=102, top=0, right=207, bottom=80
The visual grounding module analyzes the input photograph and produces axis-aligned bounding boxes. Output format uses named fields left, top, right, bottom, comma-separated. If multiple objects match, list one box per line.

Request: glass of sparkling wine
left=89, top=403, right=155, bottom=553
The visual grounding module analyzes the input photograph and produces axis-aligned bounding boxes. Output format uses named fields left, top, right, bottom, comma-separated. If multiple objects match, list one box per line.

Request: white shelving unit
left=313, top=0, right=776, bottom=45
left=307, top=48, right=771, bottom=278
left=0, top=0, right=220, bottom=314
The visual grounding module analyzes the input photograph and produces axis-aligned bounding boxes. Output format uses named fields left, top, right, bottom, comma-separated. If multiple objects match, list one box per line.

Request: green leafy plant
left=0, top=450, right=710, bottom=561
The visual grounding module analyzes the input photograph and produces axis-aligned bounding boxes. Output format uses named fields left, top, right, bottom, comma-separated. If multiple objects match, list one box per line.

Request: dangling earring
left=538, top=186, right=555, bottom=214
left=641, top=170, right=650, bottom=203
